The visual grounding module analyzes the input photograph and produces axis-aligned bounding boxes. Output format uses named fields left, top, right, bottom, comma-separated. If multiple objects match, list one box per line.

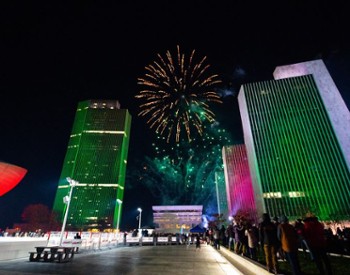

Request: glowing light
left=136, top=45, right=222, bottom=143
left=0, top=162, right=27, bottom=196
left=134, top=120, right=232, bottom=212
left=289, top=191, right=306, bottom=198
left=263, top=192, right=282, bottom=198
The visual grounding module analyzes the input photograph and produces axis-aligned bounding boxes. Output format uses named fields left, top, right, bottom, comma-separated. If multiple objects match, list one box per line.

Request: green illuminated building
left=52, top=100, right=131, bottom=230
left=238, top=60, right=350, bottom=221
left=215, top=168, right=229, bottom=220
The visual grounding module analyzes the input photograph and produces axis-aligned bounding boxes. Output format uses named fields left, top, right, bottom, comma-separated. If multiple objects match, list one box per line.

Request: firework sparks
left=136, top=45, right=222, bottom=143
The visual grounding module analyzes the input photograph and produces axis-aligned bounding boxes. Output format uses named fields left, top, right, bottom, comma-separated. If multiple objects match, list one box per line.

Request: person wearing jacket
left=259, top=213, right=279, bottom=274
left=277, top=215, right=302, bottom=275
left=303, top=216, right=332, bottom=275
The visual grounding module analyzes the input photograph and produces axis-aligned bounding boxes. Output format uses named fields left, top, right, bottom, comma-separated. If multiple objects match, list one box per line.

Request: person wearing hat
left=277, top=215, right=302, bottom=275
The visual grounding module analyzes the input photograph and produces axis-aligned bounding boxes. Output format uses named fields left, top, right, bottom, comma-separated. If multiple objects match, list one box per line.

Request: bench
left=29, top=246, right=75, bottom=263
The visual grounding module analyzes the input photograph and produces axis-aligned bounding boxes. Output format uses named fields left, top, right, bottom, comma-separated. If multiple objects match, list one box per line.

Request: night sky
left=1, top=1, right=349, bottom=230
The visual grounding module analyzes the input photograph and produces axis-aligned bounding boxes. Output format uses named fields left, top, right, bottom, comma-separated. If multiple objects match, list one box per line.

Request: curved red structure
left=0, top=162, right=27, bottom=196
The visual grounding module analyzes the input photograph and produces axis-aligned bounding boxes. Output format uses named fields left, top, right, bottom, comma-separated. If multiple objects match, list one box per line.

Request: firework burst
left=136, top=45, right=222, bottom=143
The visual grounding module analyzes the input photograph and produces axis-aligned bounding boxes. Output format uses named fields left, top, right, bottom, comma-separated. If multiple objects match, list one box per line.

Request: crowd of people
left=206, top=213, right=350, bottom=275
left=2, top=212, right=349, bottom=274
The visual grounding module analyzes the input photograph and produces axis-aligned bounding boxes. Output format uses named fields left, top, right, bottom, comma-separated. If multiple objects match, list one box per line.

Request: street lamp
left=59, top=177, right=78, bottom=246
left=116, top=199, right=122, bottom=232
left=137, top=208, right=142, bottom=234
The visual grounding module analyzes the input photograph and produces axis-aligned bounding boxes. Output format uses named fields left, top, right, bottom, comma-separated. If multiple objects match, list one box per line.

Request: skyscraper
left=52, top=100, right=131, bottom=230
left=238, top=59, right=350, bottom=221
left=222, top=145, right=256, bottom=221
left=214, top=168, right=229, bottom=219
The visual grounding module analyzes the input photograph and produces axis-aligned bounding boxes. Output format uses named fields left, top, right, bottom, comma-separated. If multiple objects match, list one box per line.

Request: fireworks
left=136, top=45, right=222, bottom=143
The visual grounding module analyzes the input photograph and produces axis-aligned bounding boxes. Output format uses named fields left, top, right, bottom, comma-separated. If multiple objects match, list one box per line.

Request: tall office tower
left=214, top=168, right=229, bottom=219
left=238, top=59, right=350, bottom=221
left=222, top=145, right=256, bottom=221
left=52, top=100, right=131, bottom=230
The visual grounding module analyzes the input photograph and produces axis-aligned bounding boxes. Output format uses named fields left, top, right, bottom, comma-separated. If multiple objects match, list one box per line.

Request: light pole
left=116, top=199, right=122, bottom=232
left=137, top=208, right=142, bottom=235
left=59, top=177, right=78, bottom=246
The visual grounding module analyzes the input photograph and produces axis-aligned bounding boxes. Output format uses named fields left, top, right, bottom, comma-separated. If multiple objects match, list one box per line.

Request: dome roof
left=0, top=162, right=27, bottom=196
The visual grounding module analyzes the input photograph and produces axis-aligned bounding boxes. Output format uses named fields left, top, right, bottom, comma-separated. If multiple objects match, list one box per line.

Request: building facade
left=152, top=205, right=203, bottom=234
left=215, top=168, right=229, bottom=220
left=238, top=59, right=350, bottom=221
left=52, top=100, right=131, bottom=230
left=222, top=145, right=256, bottom=221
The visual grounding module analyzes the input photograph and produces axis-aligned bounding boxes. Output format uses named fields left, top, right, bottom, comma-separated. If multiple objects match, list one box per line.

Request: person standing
left=245, top=222, right=259, bottom=261
left=259, top=213, right=279, bottom=274
left=294, top=218, right=308, bottom=258
left=303, top=215, right=333, bottom=275
left=272, top=216, right=285, bottom=262
left=234, top=220, right=245, bottom=254
left=226, top=224, right=235, bottom=251
left=195, top=234, right=201, bottom=250
left=277, top=215, right=302, bottom=275
left=219, top=225, right=226, bottom=247
left=213, top=226, right=220, bottom=250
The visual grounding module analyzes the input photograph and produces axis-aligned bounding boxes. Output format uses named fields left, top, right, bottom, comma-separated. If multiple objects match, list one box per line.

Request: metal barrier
left=29, top=246, right=75, bottom=263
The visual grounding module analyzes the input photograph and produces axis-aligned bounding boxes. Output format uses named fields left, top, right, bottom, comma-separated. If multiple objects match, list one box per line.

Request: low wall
left=219, top=246, right=271, bottom=275
left=0, top=237, right=48, bottom=261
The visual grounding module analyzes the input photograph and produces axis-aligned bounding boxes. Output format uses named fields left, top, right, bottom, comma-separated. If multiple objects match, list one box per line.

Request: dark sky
left=1, top=1, right=349, bottom=230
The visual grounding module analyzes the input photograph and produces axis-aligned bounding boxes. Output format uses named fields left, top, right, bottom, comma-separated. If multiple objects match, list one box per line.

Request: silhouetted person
left=303, top=216, right=332, bottom=275
left=195, top=234, right=201, bottom=250
left=213, top=226, right=220, bottom=250
left=277, top=215, right=302, bottom=275
left=245, top=222, right=259, bottom=261
left=259, top=213, right=279, bottom=274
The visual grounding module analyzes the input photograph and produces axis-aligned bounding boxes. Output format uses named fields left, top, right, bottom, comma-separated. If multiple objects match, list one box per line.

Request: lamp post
left=116, top=199, right=123, bottom=246
left=137, top=208, right=142, bottom=235
left=59, top=177, right=78, bottom=246
left=116, top=199, right=122, bottom=232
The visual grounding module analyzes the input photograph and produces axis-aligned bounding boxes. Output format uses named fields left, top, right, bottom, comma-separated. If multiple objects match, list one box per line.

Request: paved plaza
left=0, top=244, right=251, bottom=275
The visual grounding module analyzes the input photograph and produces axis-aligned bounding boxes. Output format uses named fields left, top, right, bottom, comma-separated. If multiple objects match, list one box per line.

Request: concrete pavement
left=0, top=244, right=248, bottom=275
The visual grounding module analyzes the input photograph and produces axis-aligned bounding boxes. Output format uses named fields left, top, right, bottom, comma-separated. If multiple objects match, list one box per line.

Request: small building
left=152, top=205, right=203, bottom=234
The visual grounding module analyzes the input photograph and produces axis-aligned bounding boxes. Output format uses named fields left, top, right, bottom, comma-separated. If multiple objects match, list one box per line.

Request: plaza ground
left=0, top=243, right=270, bottom=275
